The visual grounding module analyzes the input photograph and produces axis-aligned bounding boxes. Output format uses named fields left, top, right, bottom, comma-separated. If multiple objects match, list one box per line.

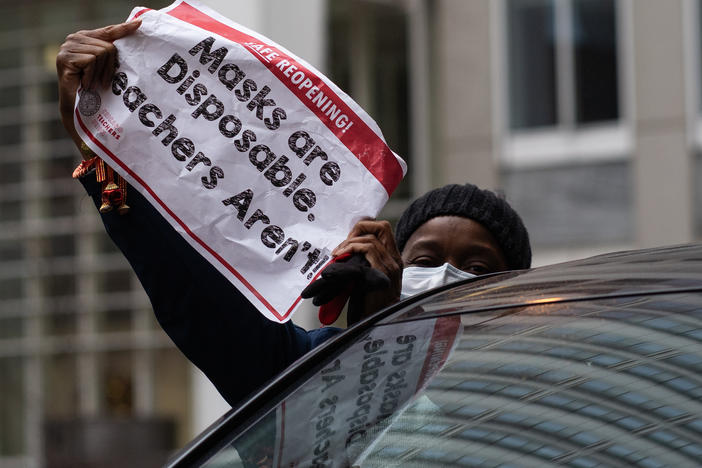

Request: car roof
left=382, top=243, right=702, bottom=324
left=167, top=242, right=702, bottom=467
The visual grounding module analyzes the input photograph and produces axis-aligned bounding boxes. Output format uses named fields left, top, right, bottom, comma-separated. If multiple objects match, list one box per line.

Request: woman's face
left=401, top=216, right=508, bottom=275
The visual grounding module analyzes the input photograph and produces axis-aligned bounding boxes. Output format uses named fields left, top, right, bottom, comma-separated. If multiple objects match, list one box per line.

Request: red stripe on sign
left=415, top=316, right=461, bottom=393
left=132, top=7, right=151, bottom=19
left=277, top=401, right=286, bottom=468
left=76, top=109, right=303, bottom=322
left=166, top=1, right=404, bottom=196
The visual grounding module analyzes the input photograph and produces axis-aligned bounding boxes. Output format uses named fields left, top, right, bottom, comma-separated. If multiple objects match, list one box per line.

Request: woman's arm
left=58, top=22, right=334, bottom=406
left=79, top=170, right=321, bottom=406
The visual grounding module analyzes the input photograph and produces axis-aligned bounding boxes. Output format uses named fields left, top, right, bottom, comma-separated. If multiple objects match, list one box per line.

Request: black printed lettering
left=222, top=189, right=253, bottom=221
left=188, top=37, right=228, bottom=74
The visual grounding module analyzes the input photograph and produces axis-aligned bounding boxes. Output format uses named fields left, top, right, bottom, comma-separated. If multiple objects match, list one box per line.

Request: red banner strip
left=416, top=316, right=461, bottom=392
left=166, top=2, right=404, bottom=196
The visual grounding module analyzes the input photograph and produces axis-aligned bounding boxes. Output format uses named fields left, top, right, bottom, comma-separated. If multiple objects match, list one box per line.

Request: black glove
left=301, top=253, right=390, bottom=324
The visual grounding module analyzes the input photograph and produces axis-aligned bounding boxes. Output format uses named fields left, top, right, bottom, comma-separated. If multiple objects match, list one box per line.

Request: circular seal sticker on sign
left=78, top=89, right=101, bottom=116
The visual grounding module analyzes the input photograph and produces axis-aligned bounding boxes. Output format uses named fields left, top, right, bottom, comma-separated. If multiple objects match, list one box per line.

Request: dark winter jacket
left=79, top=171, right=342, bottom=407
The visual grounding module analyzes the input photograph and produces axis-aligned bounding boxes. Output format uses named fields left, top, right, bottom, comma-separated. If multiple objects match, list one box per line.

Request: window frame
left=684, top=0, right=702, bottom=150
left=497, top=0, right=633, bottom=169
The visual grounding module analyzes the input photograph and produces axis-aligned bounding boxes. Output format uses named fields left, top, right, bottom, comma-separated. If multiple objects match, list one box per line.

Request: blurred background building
left=0, top=0, right=699, bottom=466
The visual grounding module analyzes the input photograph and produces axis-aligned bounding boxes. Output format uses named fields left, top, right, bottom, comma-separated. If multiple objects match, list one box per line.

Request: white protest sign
left=74, top=0, right=406, bottom=323
left=270, top=316, right=461, bottom=467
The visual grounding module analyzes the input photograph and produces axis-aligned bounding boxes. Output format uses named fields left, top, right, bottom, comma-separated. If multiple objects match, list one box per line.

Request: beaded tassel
left=117, top=176, right=129, bottom=215
left=73, top=141, right=129, bottom=215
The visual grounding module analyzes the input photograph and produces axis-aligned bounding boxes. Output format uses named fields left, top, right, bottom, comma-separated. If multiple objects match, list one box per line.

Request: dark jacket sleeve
left=78, top=171, right=340, bottom=407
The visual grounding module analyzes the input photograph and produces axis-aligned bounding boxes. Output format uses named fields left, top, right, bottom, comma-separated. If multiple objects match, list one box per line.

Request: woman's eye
left=411, top=257, right=439, bottom=267
left=464, top=264, right=491, bottom=275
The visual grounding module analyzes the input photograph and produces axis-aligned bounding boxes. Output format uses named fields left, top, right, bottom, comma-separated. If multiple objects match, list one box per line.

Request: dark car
left=168, top=244, right=702, bottom=467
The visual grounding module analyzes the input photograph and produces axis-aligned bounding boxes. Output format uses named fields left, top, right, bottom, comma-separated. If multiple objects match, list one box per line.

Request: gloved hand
left=301, top=253, right=390, bottom=324
left=301, top=253, right=389, bottom=306
left=302, top=219, right=402, bottom=325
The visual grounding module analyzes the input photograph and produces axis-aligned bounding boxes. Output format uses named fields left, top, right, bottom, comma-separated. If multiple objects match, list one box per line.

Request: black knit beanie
left=395, top=184, right=531, bottom=270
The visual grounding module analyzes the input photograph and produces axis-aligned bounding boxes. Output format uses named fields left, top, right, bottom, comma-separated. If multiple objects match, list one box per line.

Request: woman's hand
left=332, top=219, right=403, bottom=323
left=56, top=20, right=141, bottom=147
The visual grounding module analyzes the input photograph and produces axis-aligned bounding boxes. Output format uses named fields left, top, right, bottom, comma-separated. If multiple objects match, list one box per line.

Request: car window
left=194, top=291, right=702, bottom=467
left=384, top=244, right=702, bottom=323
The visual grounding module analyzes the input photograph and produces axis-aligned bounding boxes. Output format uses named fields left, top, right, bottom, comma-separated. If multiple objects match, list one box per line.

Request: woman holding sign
left=58, top=20, right=531, bottom=407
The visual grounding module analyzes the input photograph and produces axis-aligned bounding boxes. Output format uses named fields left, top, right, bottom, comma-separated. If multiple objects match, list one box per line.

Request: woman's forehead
left=402, top=216, right=503, bottom=256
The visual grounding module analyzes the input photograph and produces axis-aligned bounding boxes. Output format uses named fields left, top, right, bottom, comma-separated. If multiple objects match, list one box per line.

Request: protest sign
left=268, top=316, right=462, bottom=467
left=74, top=0, right=406, bottom=323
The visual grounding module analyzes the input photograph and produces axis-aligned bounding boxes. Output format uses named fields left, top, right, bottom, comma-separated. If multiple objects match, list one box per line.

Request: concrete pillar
left=433, top=0, right=498, bottom=190
left=189, top=366, right=230, bottom=436
left=631, top=0, right=693, bottom=247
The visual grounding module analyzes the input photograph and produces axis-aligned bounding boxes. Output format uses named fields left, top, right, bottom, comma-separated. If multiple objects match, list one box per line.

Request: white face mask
left=400, top=263, right=477, bottom=300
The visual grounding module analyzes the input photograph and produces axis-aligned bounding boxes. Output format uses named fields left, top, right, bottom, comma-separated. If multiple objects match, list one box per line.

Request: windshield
left=198, top=292, right=702, bottom=467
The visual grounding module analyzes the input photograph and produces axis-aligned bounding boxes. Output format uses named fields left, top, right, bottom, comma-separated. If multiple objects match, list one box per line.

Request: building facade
left=0, top=0, right=699, bottom=466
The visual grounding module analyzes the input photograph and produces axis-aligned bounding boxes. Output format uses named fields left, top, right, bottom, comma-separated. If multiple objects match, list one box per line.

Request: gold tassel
left=74, top=140, right=129, bottom=215
left=117, top=176, right=130, bottom=215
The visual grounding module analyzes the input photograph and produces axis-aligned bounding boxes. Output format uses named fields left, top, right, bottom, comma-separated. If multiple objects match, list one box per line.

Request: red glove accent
left=317, top=253, right=353, bottom=325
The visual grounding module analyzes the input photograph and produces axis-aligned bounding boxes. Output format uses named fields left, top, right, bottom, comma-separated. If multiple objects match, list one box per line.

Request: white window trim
left=683, top=0, right=702, bottom=150
left=503, top=123, right=631, bottom=168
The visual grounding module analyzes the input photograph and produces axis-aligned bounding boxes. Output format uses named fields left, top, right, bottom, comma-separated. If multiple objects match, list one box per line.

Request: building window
left=696, top=0, right=702, bottom=237
left=507, top=0, right=557, bottom=129
left=507, top=0, right=619, bottom=131
left=502, top=0, right=628, bottom=168
left=0, top=358, right=24, bottom=456
left=698, top=0, right=702, bottom=116
left=0, top=1, right=185, bottom=465
left=327, top=0, right=411, bottom=201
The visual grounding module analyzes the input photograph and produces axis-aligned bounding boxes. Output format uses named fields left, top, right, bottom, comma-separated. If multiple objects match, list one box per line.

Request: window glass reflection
left=204, top=292, right=702, bottom=467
